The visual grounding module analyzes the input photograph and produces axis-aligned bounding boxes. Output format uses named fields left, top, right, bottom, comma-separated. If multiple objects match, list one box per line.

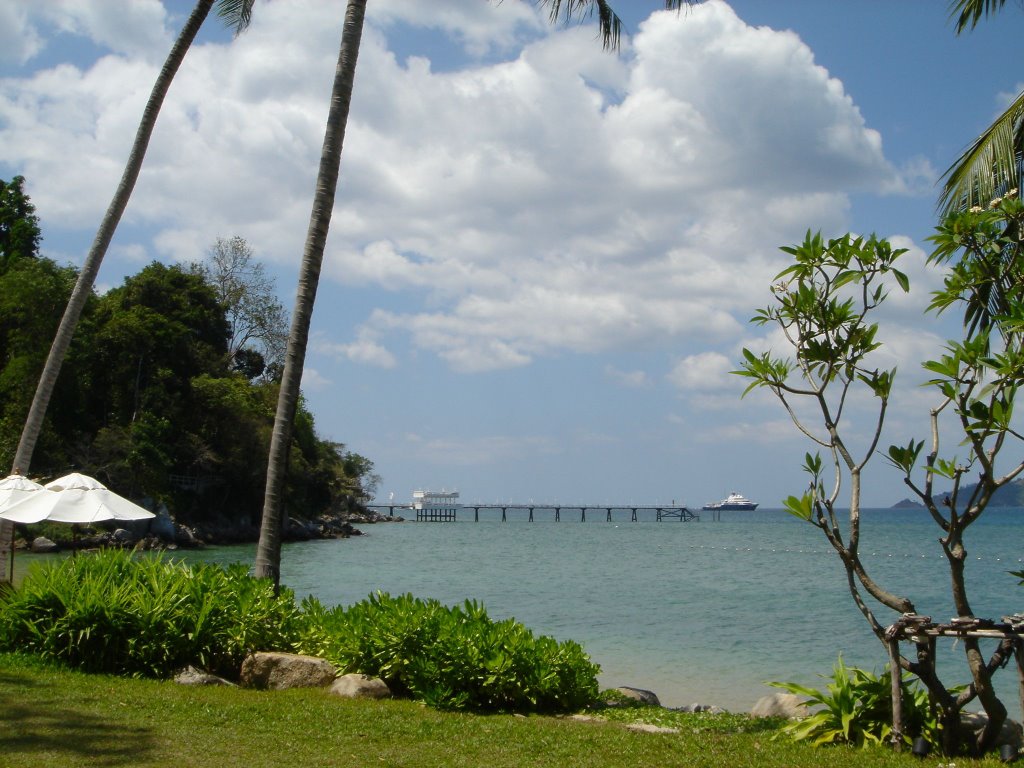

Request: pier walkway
left=366, top=503, right=698, bottom=523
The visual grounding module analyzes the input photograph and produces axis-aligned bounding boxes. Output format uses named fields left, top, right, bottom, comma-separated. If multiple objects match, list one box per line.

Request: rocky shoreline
left=16, top=507, right=405, bottom=554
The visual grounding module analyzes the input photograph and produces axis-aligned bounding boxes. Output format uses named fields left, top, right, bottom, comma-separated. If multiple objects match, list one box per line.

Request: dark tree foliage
left=0, top=180, right=376, bottom=529
left=0, top=176, right=42, bottom=270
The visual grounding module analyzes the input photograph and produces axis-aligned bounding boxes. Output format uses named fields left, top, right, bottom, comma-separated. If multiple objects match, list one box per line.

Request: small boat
left=702, top=492, right=758, bottom=511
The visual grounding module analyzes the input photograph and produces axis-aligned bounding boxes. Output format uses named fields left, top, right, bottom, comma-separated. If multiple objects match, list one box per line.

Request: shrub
left=0, top=549, right=303, bottom=677
left=300, top=592, right=600, bottom=713
left=768, top=655, right=938, bottom=748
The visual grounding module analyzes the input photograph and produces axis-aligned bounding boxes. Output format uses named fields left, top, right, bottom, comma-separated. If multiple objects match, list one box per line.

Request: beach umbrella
left=0, top=472, right=154, bottom=525
left=0, top=474, right=45, bottom=512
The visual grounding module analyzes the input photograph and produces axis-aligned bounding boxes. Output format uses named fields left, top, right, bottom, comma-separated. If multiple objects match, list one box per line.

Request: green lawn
left=0, top=653, right=1005, bottom=768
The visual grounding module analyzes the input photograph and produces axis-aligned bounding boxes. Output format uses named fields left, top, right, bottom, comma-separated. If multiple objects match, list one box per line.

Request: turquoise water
left=164, top=507, right=1024, bottom=715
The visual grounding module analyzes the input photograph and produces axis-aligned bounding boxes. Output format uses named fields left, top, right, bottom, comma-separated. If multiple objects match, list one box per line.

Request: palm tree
left=939, top=0, right=1021, bottom=214
left=1, top=0, right=254, bottom=584
left=253, top=0, right=369, bottom=586
left=253, top=0, right=696, bottom=588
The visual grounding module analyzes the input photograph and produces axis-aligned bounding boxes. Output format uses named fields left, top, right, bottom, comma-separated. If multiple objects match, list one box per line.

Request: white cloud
left=667, top=351, right=733, bottom=391
left=605, top=365, right=649, bottom=388
left=0, top=1, right=43, bottom=65
left=0, top=0, right=901, bottom=377
left=402, top=432, right=559, bottom=466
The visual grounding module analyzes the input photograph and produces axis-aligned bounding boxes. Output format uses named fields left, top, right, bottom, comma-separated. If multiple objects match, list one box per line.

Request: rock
left=329, top=673, right=390, bottom=700
left=150, top=511, right=177, bottom=541
left=174, top=524, right=203, bottom=548
left=959, top=711, right=1023, bottom=751
left=751, top=692, right=809, bottom=719
left=612, top=686, right=661, bottom=707
left=240, top=652, right=336, bottom=690
left=626, top=723, right=680, bottom=734
left=31, top=536, right=58, bottom=553
left=174, top=666, right=235, bottom=687
left=671, top=703, right=726, bottom=714
left=111, top=528, right=135, bottom=544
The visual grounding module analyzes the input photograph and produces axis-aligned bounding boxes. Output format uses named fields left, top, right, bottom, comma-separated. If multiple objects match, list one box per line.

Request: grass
left=0, top=653, right=1011, bottom=768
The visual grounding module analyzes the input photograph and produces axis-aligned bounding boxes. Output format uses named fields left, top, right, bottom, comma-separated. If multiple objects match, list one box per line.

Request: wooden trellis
left=884, top=613, right=1024, bottom=750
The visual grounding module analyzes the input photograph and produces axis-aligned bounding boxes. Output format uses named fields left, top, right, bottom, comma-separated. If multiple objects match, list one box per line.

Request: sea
left=14, top=507, right=1024, bottom=717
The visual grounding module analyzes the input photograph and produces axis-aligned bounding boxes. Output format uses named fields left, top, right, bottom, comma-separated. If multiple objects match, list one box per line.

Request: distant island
left=890, top=478, right=1024, bottom=508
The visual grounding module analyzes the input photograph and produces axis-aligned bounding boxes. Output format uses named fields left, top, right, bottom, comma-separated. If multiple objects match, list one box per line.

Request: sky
left=1, top=0, right=1022, bottom=509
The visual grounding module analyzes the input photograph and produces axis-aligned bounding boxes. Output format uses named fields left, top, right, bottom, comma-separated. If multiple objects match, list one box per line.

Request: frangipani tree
left=735, top=198, right=1024, bottom=756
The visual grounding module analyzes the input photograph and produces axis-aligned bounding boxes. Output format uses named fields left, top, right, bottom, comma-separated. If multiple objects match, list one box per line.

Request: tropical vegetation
left=2, top=0, right=257, bottom=583
left=940, top=0, right=1024, bottom=215
left=0, top=550, right=599, bottom=716
left=0, top=178, right=376, bottom=535
left=735, top=197, right=1024, bottom=756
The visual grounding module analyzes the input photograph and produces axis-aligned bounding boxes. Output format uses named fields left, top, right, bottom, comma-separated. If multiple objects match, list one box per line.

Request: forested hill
left=893, top=479, right=1024, bottom=508
left=0, top=176, right=378, bottom=532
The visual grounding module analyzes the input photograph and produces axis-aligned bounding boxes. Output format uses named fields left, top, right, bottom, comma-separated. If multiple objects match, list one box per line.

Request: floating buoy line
left=682, top=544, right=1023, bottom=562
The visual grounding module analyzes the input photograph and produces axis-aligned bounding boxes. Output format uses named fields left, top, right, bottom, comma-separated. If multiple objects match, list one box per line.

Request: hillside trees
left=3, top=1, right=257, bottom=583
left=191, top=236, right=288, bottom=381
left=0, top=178, right=376, bottom=535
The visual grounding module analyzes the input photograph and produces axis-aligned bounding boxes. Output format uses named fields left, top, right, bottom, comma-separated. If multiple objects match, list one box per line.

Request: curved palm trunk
left=1, top=0, right=215, bottom=584
left=254, top=0, right=366, bottom=589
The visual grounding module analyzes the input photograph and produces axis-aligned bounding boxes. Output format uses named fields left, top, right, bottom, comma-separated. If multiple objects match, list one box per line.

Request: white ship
left=702, top=492, right=758, bottom=511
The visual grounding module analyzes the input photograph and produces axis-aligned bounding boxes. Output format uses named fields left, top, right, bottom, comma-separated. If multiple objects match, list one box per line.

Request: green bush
left=300, top=591, right=600, bottom=713
left=0, top=549, right=303, bottom=677
left=768, top=655, right=938, bottom=748
left=1, top=554, right=600, bottom=714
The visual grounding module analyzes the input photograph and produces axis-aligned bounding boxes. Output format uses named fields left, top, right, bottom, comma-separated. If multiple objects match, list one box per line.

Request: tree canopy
left=0, top=178, right=376, bottom=530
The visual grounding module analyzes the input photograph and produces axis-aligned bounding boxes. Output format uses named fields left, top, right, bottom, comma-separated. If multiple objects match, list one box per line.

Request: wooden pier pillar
left=501, top=507, right=507, bottom=522
left=555, top=507, right=560, bottom=522
left=631, top=508, right=638, bottom=522
left=528, top=507, right=534, bottom=522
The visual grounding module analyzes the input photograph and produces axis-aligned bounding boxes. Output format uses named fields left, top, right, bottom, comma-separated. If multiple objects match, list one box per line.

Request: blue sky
left=1, top=0, right=1021, bottom=508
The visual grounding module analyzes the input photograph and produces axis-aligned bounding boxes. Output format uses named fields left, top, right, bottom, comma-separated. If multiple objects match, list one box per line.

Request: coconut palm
left=1, top=0, right=254, bottom=584
left=253, top=0, right=697, bottom=587
left=939, top=0, right=1022, bottom=214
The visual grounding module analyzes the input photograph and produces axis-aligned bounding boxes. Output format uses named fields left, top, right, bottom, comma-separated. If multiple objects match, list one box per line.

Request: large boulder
left=751, top=692, right=809, bottom=719
left=959, top=712, right=1023, bottom=752
left=610, top=686, right=661, bottom=707
left=31, top=536, right=58, bottom=553
left=329, top=673, right=390, bottom=700
left=240, top=652, right=336, bottom=690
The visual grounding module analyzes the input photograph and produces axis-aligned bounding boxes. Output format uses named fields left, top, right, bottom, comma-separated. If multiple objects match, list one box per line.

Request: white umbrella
left=0, top=474, right=45, bottom=511
left=0, top=472, right=155, bottom=524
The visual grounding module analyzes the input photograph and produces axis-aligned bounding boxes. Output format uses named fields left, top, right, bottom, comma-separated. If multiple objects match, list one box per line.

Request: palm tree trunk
left=0, top=0, right=215, bottom=585
left=253, top=0, right=366, bottom=589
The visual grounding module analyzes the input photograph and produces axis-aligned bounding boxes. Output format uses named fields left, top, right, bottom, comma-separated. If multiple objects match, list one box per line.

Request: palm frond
left=539, top=0, right=624, bottom=51
left=949, top=0, right=1009, bottom=33
left=938, top=88, right=1024, bottom=216
left=537, top=0, right=698, bottom=52
left=215, top=0, right=255, bottom=36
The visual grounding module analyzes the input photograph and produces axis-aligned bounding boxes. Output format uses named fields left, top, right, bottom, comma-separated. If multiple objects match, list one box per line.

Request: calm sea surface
left=17, top=507, right=1024, bottom=715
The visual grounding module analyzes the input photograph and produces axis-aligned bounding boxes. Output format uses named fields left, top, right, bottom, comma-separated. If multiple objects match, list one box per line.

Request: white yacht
left=702, top=492, right=758, bottom=511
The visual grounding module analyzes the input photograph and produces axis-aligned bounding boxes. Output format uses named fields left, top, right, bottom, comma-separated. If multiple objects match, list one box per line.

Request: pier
left=366, top=502, right=698, bottom=523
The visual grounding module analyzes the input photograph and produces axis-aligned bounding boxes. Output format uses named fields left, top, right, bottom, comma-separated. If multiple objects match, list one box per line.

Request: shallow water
left=157, top=507, right=1024, bottom=715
